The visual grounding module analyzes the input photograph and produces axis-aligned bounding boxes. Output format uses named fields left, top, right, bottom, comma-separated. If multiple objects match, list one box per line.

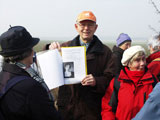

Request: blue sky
left=0, top=0, right=159, bottom=42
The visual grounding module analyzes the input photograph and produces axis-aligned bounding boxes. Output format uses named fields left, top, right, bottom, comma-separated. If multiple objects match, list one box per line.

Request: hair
left=128, top=51, right=146, bottom=65
left=148, top=34, right=160, bottom=51
left=4, top=48, right=33, bottom=63
left=65, top=63, right=72, bottom=70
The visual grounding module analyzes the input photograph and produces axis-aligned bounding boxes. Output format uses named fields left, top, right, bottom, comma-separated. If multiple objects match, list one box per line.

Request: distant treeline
left=34, top=40, right=149, bottom=55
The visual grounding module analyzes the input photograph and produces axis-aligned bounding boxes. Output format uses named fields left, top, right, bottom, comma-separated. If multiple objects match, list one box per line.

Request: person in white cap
left=132, top=35, right=160, bottom=120
left=44, top=11, right=115, bottom=120
left=101, top=45, right=158, bottom=120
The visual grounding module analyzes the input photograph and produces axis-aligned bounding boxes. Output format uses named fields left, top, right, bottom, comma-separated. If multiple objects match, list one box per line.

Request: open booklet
left=36, top=46, right=87, bottom=90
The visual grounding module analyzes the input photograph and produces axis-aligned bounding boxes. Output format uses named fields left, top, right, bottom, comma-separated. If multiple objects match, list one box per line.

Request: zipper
left=144, top=92, right=146, bottom=103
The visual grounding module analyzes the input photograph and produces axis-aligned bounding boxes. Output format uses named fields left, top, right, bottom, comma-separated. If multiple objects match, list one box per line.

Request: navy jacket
left=0, top=62, right=61, bottom=120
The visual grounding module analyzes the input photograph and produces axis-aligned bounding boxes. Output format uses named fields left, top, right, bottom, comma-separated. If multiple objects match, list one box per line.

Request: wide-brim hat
left=0, top=26, right=39, bottom=57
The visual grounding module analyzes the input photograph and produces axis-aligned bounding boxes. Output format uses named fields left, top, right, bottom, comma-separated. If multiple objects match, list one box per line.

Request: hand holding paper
left=49, top=42, right=61, bottom=52
left=81, top=74, right=96, bottom=86
left=37, top=46, right=87, bottom=90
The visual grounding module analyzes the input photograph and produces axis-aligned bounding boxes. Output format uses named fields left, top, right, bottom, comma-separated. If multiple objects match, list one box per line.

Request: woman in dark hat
left=0, top=26, right=61, bottom=120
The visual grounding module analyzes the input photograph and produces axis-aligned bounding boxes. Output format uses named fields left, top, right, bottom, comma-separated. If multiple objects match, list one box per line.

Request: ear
left=31, top=50, right=34, bottom=57
left=95, top=24, right=98, bottom=30
left=149, top=46, right=154, bottom=54
left=75, top=24, right=78, bottom=31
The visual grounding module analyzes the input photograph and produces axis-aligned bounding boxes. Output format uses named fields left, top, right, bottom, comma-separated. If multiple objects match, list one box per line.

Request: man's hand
left=81, top=74, right=96, bottom=86
left=49, top=42, right=61, bottom=52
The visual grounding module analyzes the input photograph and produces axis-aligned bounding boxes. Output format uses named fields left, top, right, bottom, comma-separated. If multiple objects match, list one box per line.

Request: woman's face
left=119, top=42, right=131, bottom=50
left=65, top=64, right=71, bottom=71
left=21, top=50, right=34, bottom=68
left=128, top=55, right=146, bottom=71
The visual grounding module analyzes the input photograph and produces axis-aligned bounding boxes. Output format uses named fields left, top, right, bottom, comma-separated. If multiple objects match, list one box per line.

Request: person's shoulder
left=102, top=44, right=112, bottom=53
left=12, top=76, right=41, bottom=92
left=148, top=61, right=160, bottom=68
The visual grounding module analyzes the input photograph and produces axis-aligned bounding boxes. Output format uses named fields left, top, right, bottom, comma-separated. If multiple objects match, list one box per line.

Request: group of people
left=0, top=10, right=160, bottom=120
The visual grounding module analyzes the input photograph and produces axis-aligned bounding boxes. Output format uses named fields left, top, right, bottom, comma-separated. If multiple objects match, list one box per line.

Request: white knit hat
left=121, top=45, right=146, bottom=66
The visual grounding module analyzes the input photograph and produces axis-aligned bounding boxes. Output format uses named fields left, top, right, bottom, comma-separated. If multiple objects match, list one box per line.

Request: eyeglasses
left=77, top=22, right=96, bottom=29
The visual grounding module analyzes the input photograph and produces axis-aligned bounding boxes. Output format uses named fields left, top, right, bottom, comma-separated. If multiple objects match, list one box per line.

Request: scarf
left=15, top=62, right=54, bottom=101
left=125, top=67, right=145, bottom=85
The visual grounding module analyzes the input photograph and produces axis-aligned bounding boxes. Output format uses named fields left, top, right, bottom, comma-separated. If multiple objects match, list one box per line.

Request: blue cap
left=116, top=33, right=132, bottom=46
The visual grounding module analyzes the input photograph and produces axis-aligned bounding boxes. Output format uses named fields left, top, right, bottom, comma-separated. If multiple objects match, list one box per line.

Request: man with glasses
left=46, top=11, right=115, bottom=120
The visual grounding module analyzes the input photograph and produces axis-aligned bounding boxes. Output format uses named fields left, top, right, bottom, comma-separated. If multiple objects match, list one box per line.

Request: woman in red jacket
left=101, top=45, right=157, bottom=120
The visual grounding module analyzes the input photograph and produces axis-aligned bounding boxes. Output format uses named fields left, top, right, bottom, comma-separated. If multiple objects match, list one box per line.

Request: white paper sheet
left=37, top=50, right=64, bottom=89
left=36, top=46, right=87, bottom=89
left=61, top=46, right=87, bottom=84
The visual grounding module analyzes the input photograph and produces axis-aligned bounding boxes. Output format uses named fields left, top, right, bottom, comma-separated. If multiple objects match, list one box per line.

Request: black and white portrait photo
left=63, top=62, right=74, bottom=78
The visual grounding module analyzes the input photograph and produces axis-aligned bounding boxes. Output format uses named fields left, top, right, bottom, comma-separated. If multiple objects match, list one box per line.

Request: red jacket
left=101, top=67, right=156, bottom=120
left=147, top=51, right=160, bottom=80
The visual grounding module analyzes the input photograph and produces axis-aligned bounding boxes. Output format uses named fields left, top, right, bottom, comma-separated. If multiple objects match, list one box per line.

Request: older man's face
left=75, top=20, right=97, bottom=43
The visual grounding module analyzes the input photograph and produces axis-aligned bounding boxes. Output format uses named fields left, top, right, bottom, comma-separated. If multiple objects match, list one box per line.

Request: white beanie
left=121, top=45, right=145, bottom=66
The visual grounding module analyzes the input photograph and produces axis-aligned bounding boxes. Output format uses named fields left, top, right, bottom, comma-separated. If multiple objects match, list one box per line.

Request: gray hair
left=4, top=49, right=33, bottom=63
left=148, top=34, right=160, bottom=51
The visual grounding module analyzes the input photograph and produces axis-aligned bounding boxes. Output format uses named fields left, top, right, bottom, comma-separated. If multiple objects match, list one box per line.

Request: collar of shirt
left=79, top=39, right=90, bottom=50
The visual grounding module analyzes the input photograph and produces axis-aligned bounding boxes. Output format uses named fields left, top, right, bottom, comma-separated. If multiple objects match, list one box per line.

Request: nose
left=140, top=59, right=146, bottom=66
left=127, top=45, right=131, bottom=49
left=83, top=25, right=89, bottom=29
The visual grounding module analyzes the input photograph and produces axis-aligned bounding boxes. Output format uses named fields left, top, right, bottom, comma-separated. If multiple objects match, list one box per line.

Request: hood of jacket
left=146, top=51, right=160, bottom=64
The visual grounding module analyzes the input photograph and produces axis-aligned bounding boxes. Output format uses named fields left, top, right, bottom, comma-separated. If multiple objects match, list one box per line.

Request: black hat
left=0, top=26, right=39, bottom=57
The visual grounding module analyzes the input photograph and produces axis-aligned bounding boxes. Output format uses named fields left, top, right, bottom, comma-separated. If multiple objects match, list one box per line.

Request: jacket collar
left=119, top=67, right=153, bottom=83
left=69, top=35, right=104, bottom=54
left=112, top=45, right=124, bottom=54
left=146, top=51, right=160, bottom=63
left=2, top=62, right=29, bottom=76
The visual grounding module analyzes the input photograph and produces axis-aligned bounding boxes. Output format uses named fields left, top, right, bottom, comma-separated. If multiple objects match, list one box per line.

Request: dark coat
left=57, top=35, right=115, bottom=120
left=112, top=45, right=124, bottom=75
left=0, top=62, right=61, bottom=120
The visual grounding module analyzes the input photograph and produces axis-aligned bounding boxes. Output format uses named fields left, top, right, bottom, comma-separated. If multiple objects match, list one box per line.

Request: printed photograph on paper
left=63, top=62, right=74, bottom=78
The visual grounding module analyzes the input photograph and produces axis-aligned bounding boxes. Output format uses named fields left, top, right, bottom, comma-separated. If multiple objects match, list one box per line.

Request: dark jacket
left=112, top=45, right=124, bottom=75
left=0, top=62, right=61, bottom=120
left=101, top=67, right=156, bottom=120
left=57, top=35, right=115, bottom=120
